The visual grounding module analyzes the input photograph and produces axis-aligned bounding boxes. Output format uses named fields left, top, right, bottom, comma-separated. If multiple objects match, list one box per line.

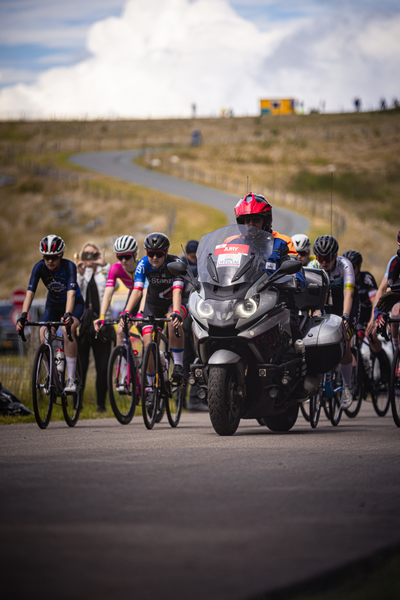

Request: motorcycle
left=168, top=224, right=346, bottom=436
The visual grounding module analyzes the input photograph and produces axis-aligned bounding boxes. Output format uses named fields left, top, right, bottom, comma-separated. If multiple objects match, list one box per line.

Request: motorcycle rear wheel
left=263, top=404, right=299, bottom=432
left=208, top=364, right=242, bottom=436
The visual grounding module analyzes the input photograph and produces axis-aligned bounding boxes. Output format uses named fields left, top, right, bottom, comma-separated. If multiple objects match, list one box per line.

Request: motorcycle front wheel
left=208, top=364, right=242, bottom=436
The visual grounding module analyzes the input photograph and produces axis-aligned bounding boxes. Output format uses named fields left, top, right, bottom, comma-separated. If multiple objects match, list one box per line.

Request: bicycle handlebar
left=20, top=321, right=73, bottom=343
left=377, top=314, right=400, bottom=342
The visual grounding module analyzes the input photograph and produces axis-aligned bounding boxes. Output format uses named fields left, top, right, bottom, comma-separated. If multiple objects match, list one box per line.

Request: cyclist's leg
left=391, top=302, right=400, bottom=353
left=63, top=302, right=84, bottom=390
left=167, top=305, right=186, bottom=379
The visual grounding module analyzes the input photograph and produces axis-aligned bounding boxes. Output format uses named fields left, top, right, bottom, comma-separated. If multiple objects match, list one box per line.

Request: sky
left=0, top=0, right=399, bottom=119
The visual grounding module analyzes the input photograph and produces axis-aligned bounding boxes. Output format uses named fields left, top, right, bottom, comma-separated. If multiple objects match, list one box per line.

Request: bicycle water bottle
left=55, top=348, right=65, bottom=373
left=159, top=351, right=169, bottom=381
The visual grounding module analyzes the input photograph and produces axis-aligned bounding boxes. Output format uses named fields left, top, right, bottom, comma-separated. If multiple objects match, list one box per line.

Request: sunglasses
left=147, top=251, right=165, bottom=259
left=298, top=251, right=309, bottom=257
left=244, top=217, right=262, bottom=224
left=117, top=254, right=134, bottom=261
left=42, top=254, right=60, bottom=260
left=317, top=255, right=335, bottom=263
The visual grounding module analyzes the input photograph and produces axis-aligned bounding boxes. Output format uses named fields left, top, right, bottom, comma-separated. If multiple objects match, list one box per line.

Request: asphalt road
left=1, top=403, right=399, bottom=600
left=69, top=149, right=309, bottom=235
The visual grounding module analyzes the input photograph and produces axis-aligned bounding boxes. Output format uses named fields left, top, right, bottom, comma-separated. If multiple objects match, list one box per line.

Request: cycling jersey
left=308, top=255, right=359, bottom=327
left=28, top=259, right=83, bottom=308
left=384, top=255, right=397, bottom=279
left=387, top=251, right=400, bottom=287
left=355, top=271, right=377, bottom=324
left=134, top=254, right=184, bottom=311
left=106, top=262, right=135, bottom=291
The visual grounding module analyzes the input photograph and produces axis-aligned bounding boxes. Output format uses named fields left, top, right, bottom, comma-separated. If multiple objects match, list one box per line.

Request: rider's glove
left=94, top=315, right=105, bottom=329
left=170, top=312, right=183, bottom=323
left=341, top=313, right=350, bottom=324
left=62, top=312, right=72, bottom=324
left=377, top=290, right=400, bottom=314
left=17, top=312, right=28, bottom=328
left=135, top=312, right=143, bottom=320
left=119, top=310, right=134, bottom=320
left=376, top=313, right=387, bottom=332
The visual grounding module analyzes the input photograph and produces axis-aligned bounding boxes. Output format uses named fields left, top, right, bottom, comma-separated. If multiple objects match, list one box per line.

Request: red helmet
left=234, top=193, right=272, bottom=231
left=397, top=229, right=400, bottom=245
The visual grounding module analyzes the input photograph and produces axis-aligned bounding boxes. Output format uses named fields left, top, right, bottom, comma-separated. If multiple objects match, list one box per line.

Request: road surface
left=1, top=403, right=399, bottom=600
left=69, top=149, right=309, bottom=235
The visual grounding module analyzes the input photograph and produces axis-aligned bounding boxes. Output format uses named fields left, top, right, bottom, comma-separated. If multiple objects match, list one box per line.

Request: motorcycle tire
left=208, top=364, right=242, bottom=436
left=262, top=404, right=299, bottom=432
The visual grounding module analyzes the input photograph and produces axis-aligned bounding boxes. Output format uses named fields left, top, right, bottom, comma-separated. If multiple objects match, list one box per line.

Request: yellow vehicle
left=260, top=98, right=295, bottom=115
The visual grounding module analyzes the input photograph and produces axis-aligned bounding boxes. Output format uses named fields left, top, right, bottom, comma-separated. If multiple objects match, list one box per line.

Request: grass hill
left=1, top=109, right=399, bottom=297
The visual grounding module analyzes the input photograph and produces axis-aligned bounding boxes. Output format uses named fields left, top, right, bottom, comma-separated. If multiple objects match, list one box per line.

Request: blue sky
left=0, top=0, right=399, bottom=118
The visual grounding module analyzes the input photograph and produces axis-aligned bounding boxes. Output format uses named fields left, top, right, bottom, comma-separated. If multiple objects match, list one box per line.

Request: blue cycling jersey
left=28, top=259, right=83, bottom=307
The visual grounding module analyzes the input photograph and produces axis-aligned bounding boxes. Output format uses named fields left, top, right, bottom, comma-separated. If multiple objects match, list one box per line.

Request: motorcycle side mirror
left=167, top=261, right=201, bottom=292
left=256, top=260, right=302, bottom=293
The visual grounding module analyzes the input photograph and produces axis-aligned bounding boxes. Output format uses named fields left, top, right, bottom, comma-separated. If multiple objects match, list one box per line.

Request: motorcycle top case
left=303, top=313, right=345, bottom=373
left=295, top=267, right=330, bottom=312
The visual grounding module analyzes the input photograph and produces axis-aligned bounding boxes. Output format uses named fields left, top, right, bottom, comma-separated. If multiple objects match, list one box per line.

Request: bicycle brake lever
left=18, top=328, right=27, bottom=343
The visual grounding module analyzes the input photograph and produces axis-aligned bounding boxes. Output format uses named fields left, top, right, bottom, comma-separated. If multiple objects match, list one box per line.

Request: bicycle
left=140, top=315, right=185, bottom=430
left=380, top=315, right=400, bottom=426
left=355, top=328, right=391, bottom=418
left=106, top=313, right=142, bottom=425
left=19, top=321, right=82, bottom=429
left=309, top=367, right=343, bottom=427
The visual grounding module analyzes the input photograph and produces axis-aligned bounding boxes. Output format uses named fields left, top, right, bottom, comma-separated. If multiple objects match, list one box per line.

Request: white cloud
left=0, top=0, right=399, bottom=119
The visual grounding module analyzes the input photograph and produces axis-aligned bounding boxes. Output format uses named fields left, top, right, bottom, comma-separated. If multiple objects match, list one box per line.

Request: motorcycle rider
left=233, top=193, right=308, bottom=400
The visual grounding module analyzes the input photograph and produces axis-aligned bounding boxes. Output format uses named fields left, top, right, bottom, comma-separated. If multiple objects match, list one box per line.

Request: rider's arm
left=16, top=291, right=35, bottom=331
left=172, top=287, right=182, bottom=315
left=343, top=287, right=354, bottom=317
left=63, top=289, right=76, bottom=324
left=125, top=288, right=142, bottom=315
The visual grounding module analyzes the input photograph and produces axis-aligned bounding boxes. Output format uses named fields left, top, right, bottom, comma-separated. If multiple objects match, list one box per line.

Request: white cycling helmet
left=114, top=235, right=138, bottom=255
left=40, top=235, right=65, bottom=256
left=292, top=234, right=311, bottom=253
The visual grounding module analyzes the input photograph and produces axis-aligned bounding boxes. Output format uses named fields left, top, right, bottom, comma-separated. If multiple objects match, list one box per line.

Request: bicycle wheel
left=141, top=342, right=160, bottom=430
left=62, top=356, right=83, bottom=427
left=390, top=346, right=400, bottom=427
left=309, top=389, right=322, bottom=429
left=32, top=344, right=53, bottom=429
left=299, top=400, right=311, bottom=422
left=108, top=345, right=137, bottom=425
left=329, top=368, right=343, bottom=426
left=345, top=347, right=363, bottom=418
left=371, top=353, right=390, bottom=417
left=165, top=358, right=185, bottom=427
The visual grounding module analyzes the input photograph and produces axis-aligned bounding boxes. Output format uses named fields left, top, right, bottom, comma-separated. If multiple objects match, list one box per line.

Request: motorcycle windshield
left=197, top=224, right=275, bottom=287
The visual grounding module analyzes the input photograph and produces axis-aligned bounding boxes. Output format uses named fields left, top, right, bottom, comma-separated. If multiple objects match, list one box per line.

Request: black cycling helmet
left=343, top=249, right=363, bottom=266
left=144, top=232, right=170, bottom=253
left=313, top=235, right=339, bottom=258
left=40, top=235, right=65, bottom=256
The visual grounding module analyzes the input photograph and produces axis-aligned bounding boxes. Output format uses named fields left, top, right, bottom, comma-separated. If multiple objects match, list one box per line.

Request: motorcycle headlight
left=234, top=296, right=259, bottom=319
left=197, top=299, right=215, bottom=319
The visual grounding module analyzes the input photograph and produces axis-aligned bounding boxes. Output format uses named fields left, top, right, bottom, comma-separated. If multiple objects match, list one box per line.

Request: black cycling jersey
left=387, top=250, right=400, bottom=287
left=28, top=258, right=83, bottom=308
left=134, top=254, right=184, bottom=312
left=355, top=271, right=377, bottom=325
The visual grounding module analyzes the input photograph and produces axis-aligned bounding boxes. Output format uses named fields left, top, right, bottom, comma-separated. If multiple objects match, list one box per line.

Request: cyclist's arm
left=172, top=287, right=182, bottom=315
left=125, top=288, right=142, bottom=315
left=16, top=291, right=35, bottom=331
left=65, top=289, right=76, bottom=315
left=99, top=286, right=114, bottom=319
left=343, top=288, right=354, bottom=319
left=138, top=288, right=147, bottom=314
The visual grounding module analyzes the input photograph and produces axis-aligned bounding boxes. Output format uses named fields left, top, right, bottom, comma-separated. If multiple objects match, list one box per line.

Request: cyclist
left=343, top=249, right=390, bottom=385
left=16, top=235, right=84, bottom=393
left=94, top=235, right=145, bottom=346
left=122, top=232, right=185, bottom=382
left=292, top=234, right=312, bottom=266
left=372, top=230, right=400, bottom=351
left=234, top=193, right=308, bottom=400
left=308, top=235, right=360, bottom=409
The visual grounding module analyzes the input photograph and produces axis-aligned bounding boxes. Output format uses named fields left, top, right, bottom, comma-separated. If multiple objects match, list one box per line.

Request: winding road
left=69, top=149, right=309, bottom=235
left=1, top=151, right=399, bottom=600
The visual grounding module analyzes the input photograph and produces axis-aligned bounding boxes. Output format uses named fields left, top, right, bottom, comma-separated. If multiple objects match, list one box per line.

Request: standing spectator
left=76, top=242, right=115, bottom=413
left=181, top=240, right=208, bottom=412
left=380, top=98, right=387, bottom=110
left=354, top=97, right=361, bottom=112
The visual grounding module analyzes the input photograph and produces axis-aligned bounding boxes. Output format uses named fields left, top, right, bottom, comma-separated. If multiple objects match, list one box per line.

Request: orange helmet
left=234, top=193, right=272, bottom=231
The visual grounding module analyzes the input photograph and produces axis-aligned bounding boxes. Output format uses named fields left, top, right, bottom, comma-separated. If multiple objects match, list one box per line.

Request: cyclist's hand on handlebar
left=16, top=312, right=28, bottom=332
left=62, top=312, right=73, bottom=326
left=170, top=312, right=183, bottom=328
left=377, top=290, right=400, bottom=314
left=94, top=315, right=105, bottom=331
